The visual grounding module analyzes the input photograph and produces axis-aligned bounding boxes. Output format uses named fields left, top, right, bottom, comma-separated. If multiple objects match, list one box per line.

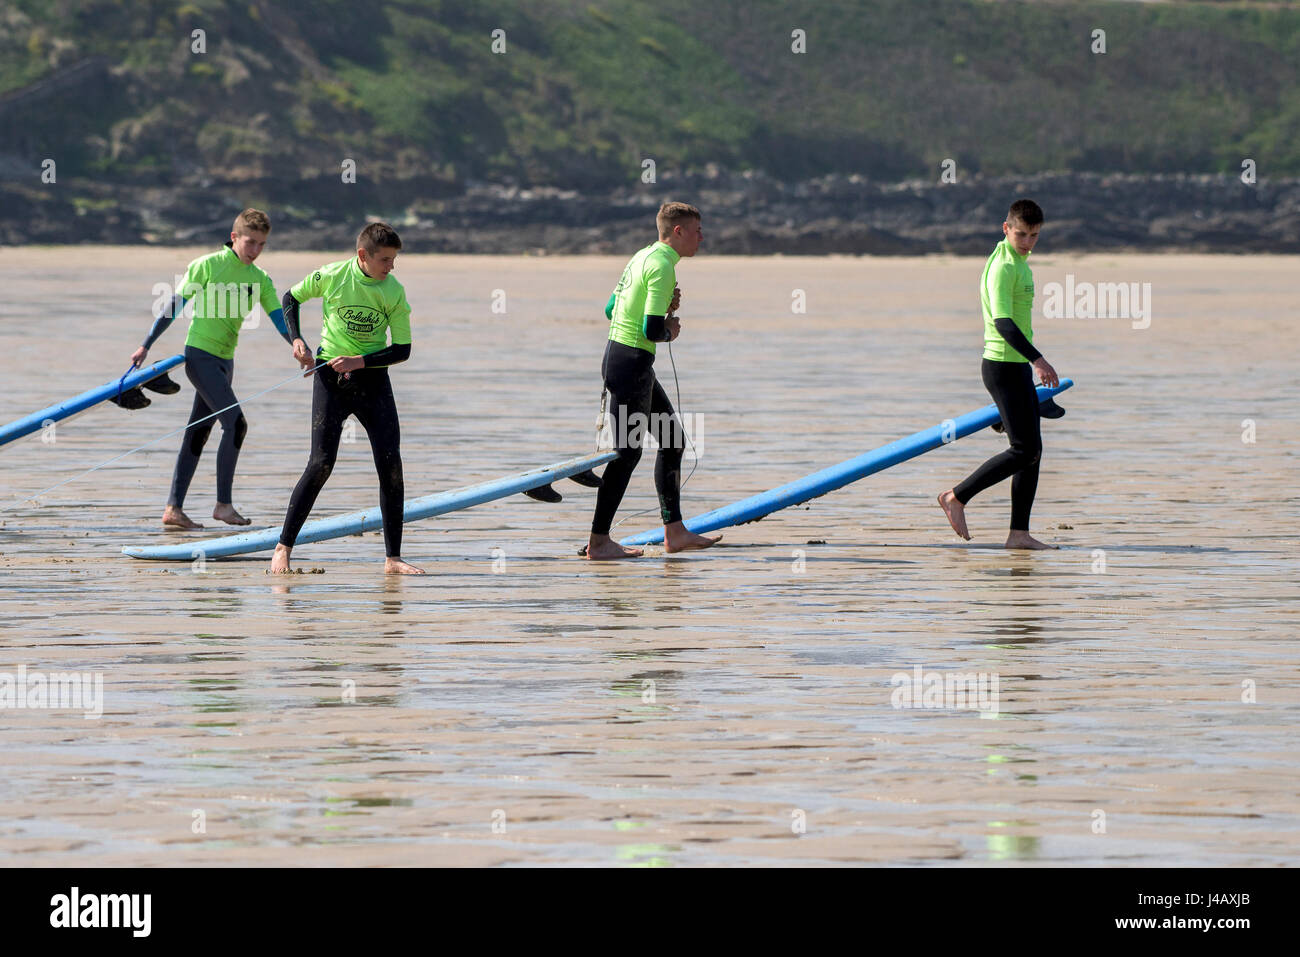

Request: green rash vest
left=607, top=241, right=679, bottom=355
left=179, top=246, right=283, bottom=360
left=981, top=239, right=1035, bottom=362
left=289, top=257, right=412, bottom=363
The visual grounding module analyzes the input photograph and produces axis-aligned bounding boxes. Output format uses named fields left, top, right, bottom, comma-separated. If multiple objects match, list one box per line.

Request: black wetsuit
left=590, top=340, right=685, bottom=536
left=277, top=291, right=410, bottom=556
left=952, top=314, right=1044, bottom=531
left=168, top=347, right=247, bottom=508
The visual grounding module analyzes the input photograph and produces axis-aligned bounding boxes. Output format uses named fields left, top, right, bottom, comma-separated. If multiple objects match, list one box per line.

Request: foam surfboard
left=620, top=379, right=1073, bottom=546
left=122, top=450, right=618, bottom=561
left=0, top=355, right=185, bottom=447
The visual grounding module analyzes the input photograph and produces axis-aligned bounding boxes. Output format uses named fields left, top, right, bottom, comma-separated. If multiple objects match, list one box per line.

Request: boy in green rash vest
left=585, top=201, right=722, bottom=560
left=129, top=208, right=295, bottom=529
left=938, top=198, right=1062, bottom=550
left=269, top=222, right=422, bottom=576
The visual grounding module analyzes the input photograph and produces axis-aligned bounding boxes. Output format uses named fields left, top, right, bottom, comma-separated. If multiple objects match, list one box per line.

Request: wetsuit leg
left=590, top=341, right=655, bottom=536
left=648, top=375, right=685, bottom=526
left=167, top=353, right=217, bottom=509
left=953, top=359, right=1042, bottom=531
left=278, top=367, right=352, bottom=547
left=350, top=369, right=405, bottom=557
left=172, top=346, right=246, bottom=504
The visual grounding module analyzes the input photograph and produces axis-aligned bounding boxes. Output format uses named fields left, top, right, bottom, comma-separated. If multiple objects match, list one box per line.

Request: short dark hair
left=234, top=208, right=271, bottom=235
left=357, top=221, right=402, bottom=254
left=1007, top=199, right=1044, bottom=227
left=657, top=201, right=701, bottom=238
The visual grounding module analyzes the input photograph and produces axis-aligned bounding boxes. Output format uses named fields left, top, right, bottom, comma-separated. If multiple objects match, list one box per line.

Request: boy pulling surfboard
left=938, top=199, right=1062, bottom=550
left=269, top=222, right=422, bottom=576
left=584, top=201, right=721, bottom=560
left=128, top=208, right=294, bottom=529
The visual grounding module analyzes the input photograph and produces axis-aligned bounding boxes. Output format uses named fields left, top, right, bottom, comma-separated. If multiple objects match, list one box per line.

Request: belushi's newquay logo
left=337, top=304, right=384, bottom=335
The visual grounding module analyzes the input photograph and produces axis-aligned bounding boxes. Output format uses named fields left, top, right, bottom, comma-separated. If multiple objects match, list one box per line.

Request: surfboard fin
left=109, top=387, right=152, bottom=411
left=523, top=484, right=563, bottom=503
left=142, top=371, right=181, bottom=395
left=992, top=396, right=1066, bottom=433
left=568, top=468, right=603, bottom=488
left=1039, top=397, right=1066, bottom=419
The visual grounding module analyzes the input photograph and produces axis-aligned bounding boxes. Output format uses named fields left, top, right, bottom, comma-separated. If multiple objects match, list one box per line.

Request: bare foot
left=1005, top=531, right=1057, bottom=550
left=162, top=506, right=203, bottom=529
left=937, top=490, right=970, bottom=540
left=213, top=503, right=251, bottom=526
left=385, top=556, right=426, bottom=575
left=269, top=543, right=292, bottom=574
left=663, top=521, right=722, bottom=553
left=585, top=534, right=643, bottom=560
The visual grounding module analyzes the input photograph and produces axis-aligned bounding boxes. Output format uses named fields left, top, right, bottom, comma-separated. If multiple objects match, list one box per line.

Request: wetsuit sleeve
left=257, top=274, right=290, bottom=341
left=993, top=316, right=1042, bottom=362
left=281, top=290, right=305, bottom=345
left=268, top=307, right=290, bottom=343
left=142, top=294, right=186, bottom=349
left=641, top=258, right=675, bottom=341
left=362, top=342, right=411, bottom=367
left=605, top=293, right=616, bottom=320
left=642, top=314, right=670, bottom=342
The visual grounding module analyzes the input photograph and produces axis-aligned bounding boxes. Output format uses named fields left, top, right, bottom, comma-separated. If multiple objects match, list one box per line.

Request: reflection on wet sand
left=0, top=251, right=1296, bottom=865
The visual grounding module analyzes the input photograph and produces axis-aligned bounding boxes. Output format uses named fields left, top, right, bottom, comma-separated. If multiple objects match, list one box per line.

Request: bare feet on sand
left=271, top=547, right=426, bottom=575
left=269, top=543, right=292, bottom=574
left=162, top=506, right=203, bottom=529
left=937, top=490, right=970, bottom=540
left=213, top=503, right=251, bottom=526
left=1004, top=531, right=1057, bottom=550
left=585, top=534, right=643, bottom=560
left=664, top=522, right=722, bottom=553
left=385, top=557, right=426, bottom=575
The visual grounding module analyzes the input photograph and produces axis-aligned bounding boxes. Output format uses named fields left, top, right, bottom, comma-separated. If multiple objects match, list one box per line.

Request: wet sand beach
left=0, top=250, right=1296, bottom=866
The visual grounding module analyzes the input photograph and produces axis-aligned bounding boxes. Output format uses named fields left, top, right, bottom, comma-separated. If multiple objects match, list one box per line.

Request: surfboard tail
left=122, top=450, right=619, bottom=561
left=0, top=354, right=186, bottom=448
left=620, top=379, right=1074, bottom=547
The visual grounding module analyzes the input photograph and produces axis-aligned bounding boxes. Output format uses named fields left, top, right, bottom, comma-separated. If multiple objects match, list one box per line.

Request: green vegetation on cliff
left=2, top=0, right=1299, bottom=188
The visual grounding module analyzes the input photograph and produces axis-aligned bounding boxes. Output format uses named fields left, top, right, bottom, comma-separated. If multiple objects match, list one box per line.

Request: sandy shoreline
left=0, top=252, right=1296, bottom=865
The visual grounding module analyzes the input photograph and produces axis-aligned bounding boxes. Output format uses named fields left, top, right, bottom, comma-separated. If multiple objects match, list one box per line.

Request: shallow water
left=0, top=249, right=1296, bottom=866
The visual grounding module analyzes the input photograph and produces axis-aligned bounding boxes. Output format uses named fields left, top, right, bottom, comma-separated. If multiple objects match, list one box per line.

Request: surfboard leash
left=114, top=363, right=136, bottom=399
left=608, top=318, right=700, bottom=532
left=0, top=361, right=329, bottom=514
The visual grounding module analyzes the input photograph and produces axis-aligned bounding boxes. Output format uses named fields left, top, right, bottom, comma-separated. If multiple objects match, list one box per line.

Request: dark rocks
left=2, top=169, right=1295, bottom=253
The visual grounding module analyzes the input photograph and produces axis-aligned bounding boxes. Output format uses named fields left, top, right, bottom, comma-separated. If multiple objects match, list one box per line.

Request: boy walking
left=585, top=201, right=721, bottom=560
left=129, top=208, right=292, bottom=528
left=270, top=223, right=422, bottom=575
left=939, top=199, right=1061, bottom=550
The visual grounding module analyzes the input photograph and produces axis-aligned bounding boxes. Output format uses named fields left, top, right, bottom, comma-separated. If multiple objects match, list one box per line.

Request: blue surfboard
left=122, top=450, right=618, bottom=561
left=0, top=354, right=185, bottom=448
left=620, top=379, right=1073, bottom=546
